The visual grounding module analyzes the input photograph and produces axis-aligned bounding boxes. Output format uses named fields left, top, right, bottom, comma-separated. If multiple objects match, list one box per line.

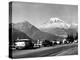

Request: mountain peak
left=49, top=17, right=64, bottom=23
left=39, top=17, right=70, bottom=29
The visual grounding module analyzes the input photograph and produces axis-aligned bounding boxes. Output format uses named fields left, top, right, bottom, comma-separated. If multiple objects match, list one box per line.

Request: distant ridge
left=12, top=21, right=63, bottom=41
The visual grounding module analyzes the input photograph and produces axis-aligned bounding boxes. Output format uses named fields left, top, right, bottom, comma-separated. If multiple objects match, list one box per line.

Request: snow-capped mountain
left=39, top=17, right=70, bottom=29
left=39, top=17, right=78, bottom=37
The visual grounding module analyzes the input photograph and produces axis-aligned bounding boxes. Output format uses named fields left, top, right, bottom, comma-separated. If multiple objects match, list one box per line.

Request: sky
left=12, top=2, right=78, bottom=28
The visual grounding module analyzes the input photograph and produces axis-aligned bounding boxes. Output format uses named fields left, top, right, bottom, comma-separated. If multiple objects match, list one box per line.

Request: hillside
left=12, top=21, right=63, bottom=41
left=9, top=24, right=32, bottom=43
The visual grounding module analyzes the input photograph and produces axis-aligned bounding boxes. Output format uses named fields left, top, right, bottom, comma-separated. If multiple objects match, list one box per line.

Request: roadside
left=12, top=43, right=78, bottom=58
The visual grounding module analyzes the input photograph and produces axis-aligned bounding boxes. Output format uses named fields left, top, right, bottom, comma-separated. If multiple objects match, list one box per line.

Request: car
left=42, top=40, right=53, bottom=47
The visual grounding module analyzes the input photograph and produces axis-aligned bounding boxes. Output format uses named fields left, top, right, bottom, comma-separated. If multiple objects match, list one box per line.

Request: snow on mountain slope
left=39, top=17, right=78, bottom=37
left=39, top=17, right=70, bottom=29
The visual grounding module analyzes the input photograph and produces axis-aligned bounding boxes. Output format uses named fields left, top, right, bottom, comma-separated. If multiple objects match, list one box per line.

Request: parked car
left=42, top=40, right=53, bottom=47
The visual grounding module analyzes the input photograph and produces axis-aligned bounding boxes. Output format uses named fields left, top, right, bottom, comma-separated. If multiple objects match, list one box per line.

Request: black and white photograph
left=9, top=1, right=78, bottom=59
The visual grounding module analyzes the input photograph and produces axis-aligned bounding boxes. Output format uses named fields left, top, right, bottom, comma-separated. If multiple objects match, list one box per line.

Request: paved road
left=12, top=43, right=78, bottom=59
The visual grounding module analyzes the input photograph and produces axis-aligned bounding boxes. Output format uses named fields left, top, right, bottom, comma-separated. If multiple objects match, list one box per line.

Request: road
left=12, top=43, right=78, bottom=59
